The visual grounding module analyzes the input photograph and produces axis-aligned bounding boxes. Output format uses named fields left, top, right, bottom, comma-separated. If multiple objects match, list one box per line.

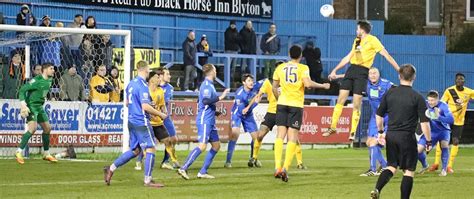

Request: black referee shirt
left=376, top=85, right=429, bottom=132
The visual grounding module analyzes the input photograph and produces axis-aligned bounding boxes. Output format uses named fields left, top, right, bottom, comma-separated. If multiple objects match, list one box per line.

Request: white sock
left=110, top=164, right=117, bottom=172
left=144, top=176, right=152, bottom=184
left=43, top=151, right=50, bottom=156
left=17, top=148, right=23, bottom=153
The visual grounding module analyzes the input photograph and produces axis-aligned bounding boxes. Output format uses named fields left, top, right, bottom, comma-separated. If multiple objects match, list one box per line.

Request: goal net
left=0, top=25, right=131, bottom=160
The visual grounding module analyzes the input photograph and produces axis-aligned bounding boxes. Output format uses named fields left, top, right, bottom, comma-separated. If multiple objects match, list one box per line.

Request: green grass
left=1, top=148, right=474, bottom=199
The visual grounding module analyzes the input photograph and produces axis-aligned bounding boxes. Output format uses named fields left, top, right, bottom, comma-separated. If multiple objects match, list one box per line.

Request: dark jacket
left=97, top=40, right=114, bottom=69
left=16, top=10, right=36, bottom=26
left=260, top=32, right=280, bottom=54
left=239, top=27, right=257, bottom=54
left=302, top=45, right=323, bottom=82
left=224, top=27, right=240, bottom=51
left=182, top=37, right=196, bottom=66
left=197, top=42, right=213, bottom=66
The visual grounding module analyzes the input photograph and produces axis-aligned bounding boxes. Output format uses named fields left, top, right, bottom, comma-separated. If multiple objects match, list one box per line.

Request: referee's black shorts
left=152, top=125, right=169, bottom=142
left=450, top=124, right=464, bottom=140
left=276, top=105, right=303, bottom=130
left=340, top=64, right=369, bottom=95
left=385, top=131, right=418, bottom=171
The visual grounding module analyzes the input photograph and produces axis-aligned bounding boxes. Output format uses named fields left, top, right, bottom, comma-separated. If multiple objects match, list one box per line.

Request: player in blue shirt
left=159, top=68, right=181, bottom=169
left=104, top=61, right=168, bottom=188
left=177, top=64, right=230, bottom=180
left=360, top=68, right=394, bottom=176
left=417, top=90, right=453, bottom=176
left=225, top=74, right=261, bottom=168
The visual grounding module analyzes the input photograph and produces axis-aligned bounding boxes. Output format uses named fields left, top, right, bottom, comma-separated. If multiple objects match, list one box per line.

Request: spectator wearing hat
left=39, top=15, right=51, bottom=27
left=59, top=65, right=85, bottom=101
left=16, top=4, right=36, bottom=26
left=1, top=52, right=25, bottom=99
left=225, top=20, right=240, bottom=81
left=197, top=34, right=213, bottom=88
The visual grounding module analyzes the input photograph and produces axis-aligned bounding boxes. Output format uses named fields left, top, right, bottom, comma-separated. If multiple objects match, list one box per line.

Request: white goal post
left=0, top=24, right=132, bottom=153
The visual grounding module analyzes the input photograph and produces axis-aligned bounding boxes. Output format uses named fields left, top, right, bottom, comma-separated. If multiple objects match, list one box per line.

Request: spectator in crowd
left=39, top=15, right=51, bottom=27
left=33, top=64, right=42, bottom=77
left=182, top=30, right=197, bottom=92
left=1, top=52, right=25, bottom=99
left=197, top=34, right=213, bottom=88
left=97, top=34, right=114, bottom=70
left=55, top=22, right=64, bottom=27
left=64, top=14, right=85, bottom=77
left=16, top=4, right=36, bottom=26
left=89, top=65, right=113, bottom=102
left=260, top=23, right=280, bottom=79
left=239, top=20, right=257, bottom=74
left=108, top=66, right=123, bottom=102
left=302, top=41, right=323, bottom=83
left=59, top=65, right=85, bottom=101
left=225, top=20, right=240, bottom=81
left=80, top=16, right=99, bottom=81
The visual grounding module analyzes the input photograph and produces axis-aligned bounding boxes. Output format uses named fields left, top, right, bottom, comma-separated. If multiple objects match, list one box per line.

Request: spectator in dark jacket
left=182, top=31, right=197, bottom=92
left=302, top=41, right=323, bottom=83
left=16, top=4, right=36, bottom=26
left=39, top=15, right=51, bottom=27
left=239, top=20, right=256, bottom=74
left=260, top=23, right=280, bottom=79
left=1, top=52, right=25, bottom=99
left=80, top=16, right=99, bottom=82
left=225, top=20, right=240, bottom=76
left=97, top=34, right=114, bottom=70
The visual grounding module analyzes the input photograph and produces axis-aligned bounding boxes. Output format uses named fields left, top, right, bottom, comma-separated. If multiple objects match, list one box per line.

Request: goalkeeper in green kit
left=15, top=63, right=58, bottom=164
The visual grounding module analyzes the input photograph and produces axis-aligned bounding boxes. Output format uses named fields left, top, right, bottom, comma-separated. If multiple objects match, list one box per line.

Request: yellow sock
left=434, top=143, right=441, bottom=165
left=253, top=140, right=262, bottom=159
left=283, top=141, right=297, bottom=171
left=165, top=145, right=177, bottom=162
left=330, top=104, right=344, bottom=129
left=274, top=138, right=283, bottom=170
left=295, top=142, right=303, bottom=165
left=350, top=109, right=361, bottom=134
left=448, top=145, right=459, bottom=168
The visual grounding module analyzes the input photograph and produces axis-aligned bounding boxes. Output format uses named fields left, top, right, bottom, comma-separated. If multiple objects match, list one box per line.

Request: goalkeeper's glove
left=20, top=101, right=30, bottom=118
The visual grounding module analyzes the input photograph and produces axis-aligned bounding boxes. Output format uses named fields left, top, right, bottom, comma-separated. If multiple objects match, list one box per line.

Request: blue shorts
left=367, top=117, right=387, bottom=138
left=163, top=117, right=177, bottom=137
left=128, top=122, right=156, bottom=150
left=231, top=114, right=258, bottom=133
left=197, top=123, right=220, bottom=144
left=418, top=130, right=450, bottom=147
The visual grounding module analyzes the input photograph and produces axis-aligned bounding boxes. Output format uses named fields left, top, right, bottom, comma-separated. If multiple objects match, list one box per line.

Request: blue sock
left=226, top=140, right=237, bottom=163
left=181, top=147, right=202, bottom=170
left=144, top=152, right=155, bottom=177
left=441, top=147, right=449, bottom=170
left=162, top=149, right=170, bottom=164
left=113, top=150, right=137, bottom=168
left=250, top=140, right=254, bottom=159
left=136, top=152, right=144, bottom=162
left=199, top=148, right=218, bottom=174
left=418, top=151, right=428, bottom=168
left=376, top=145, right=387, bottom=168
left=369, top=146, right=377, bottom=171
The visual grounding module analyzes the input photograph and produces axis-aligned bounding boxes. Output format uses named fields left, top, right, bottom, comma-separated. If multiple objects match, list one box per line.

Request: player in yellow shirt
left=429, top=73, right=474, bottom=173
left=90, top=65, right=114, bottom=102
left=272, top=45, right=330, bottom=182
left=244, top=62, right=307, bottom=169
left=323, top=21, right=399, bottom=140
left=135, top=68, right=179, bottom=171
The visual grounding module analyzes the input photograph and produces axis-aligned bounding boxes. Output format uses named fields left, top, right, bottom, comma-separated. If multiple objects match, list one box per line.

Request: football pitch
left=1, top=148, right=474, bottom=199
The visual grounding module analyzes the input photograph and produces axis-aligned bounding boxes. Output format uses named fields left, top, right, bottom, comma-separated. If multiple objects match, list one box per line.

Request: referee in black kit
left=370, top=64, right=432, bottom=199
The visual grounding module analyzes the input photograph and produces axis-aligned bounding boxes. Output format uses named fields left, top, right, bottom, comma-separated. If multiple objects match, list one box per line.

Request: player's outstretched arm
left=302, top=77, right=331, bottom=90
left=142, top=103, right=167, bottom=119
left=329, top=51, right=354, bottom=80
left=243, top=93, right=263, bottom=115
left=379, top=49, right=400, bottom=72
